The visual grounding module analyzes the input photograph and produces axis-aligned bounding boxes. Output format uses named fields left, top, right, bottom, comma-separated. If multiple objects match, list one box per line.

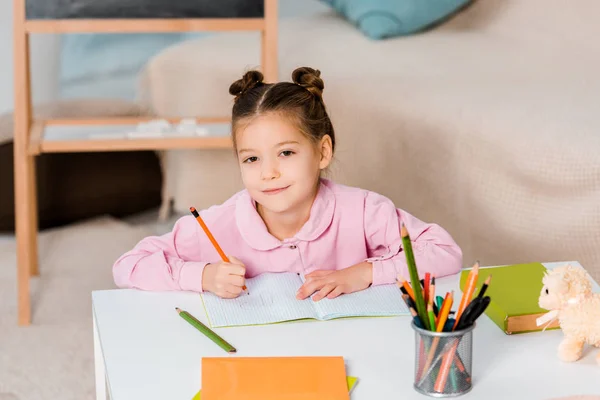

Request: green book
left=459, top=262, right=559, bottom=334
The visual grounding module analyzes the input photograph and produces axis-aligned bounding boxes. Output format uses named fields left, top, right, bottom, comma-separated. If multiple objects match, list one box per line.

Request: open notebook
left=201, top=272, right=409, bottom=327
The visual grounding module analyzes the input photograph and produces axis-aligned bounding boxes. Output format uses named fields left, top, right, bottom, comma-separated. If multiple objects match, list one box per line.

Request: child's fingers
left=228, top=256, right=245, bottom=266
left=297, top=279, right=325, bottom=300
left=313, top=284, right=336, bottom=302
left=224, top=264, right=246, bottom=276
left=227, top=274, right=246, bottom=287
left=219, top=290, right=239, bottom=299
left=225, top=283, right=243, bottom=296
left=326, top=286, right=344, bottom=299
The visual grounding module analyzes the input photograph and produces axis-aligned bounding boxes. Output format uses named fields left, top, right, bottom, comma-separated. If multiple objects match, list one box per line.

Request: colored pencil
left=436, top=262, right=481, bottom=392
left=424, top=272, right=431, bottom=305
left=427, top=303, right=436, bottom=332
left=477, top=275, right=492, bottom=299
left=396, top=274, right=415, bottom=302
left=176, top=307, right=236, bottom=353
left=401, top=294, right=412, bottom=310
left=435, top=291, right=451, bottom=327
left=421, top=291, right=453, bottom=376
left=435, top=295, right=444, bottom=312
left=430, top=276, right=436, bottom=309
left=456, top=296, right=491, bottom=330
left=190, top=207, right=248, bottom=294
left=452, top=261, right=480, bottom=330
left=401, top=223, right=429, bottom=330
left=436, top=291, right=453, bottom=332
left=434, top=340, right=458, bottom=392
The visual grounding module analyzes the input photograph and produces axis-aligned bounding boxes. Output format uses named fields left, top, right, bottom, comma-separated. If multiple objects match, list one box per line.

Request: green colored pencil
left=401, top=223, right=430, bottom=330
left=450, top=363, right=459, bottom=392
left=427, top=303, right=436, bottom=332
left=436, top=295, right=444, bottom=311
left=176, top=307, right=236, bottom=353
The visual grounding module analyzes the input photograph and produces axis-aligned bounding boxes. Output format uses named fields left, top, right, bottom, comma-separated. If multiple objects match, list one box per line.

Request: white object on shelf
left=175, top=118, right=197, bottom=136
left=130, top=119, right=171, bottom=138
left=89, top=132, right=128, bottom=140
left=126, top=130, right=164, bottom=139
left=42, top=120, right=232, bottom=142
left=195, top=126, right=210, bottom=136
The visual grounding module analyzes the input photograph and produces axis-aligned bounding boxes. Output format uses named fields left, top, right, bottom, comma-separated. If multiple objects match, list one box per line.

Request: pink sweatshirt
left=113, top=179, right=463, bottom=292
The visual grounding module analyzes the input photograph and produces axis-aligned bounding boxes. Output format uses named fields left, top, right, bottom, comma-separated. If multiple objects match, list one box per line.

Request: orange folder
left=201, top=356, right=349, bottom=400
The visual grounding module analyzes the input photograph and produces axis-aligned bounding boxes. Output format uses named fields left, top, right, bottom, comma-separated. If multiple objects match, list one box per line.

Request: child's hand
left=202, top=256, right=246, bottom=298
left=296, top=262, right=373, bottom=301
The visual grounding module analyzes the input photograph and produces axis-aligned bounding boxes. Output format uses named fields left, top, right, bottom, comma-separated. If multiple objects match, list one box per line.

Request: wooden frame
left=13, top=0, right=278, bottom=325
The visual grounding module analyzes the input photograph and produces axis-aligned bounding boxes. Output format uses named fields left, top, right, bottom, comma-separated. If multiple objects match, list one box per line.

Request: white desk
left=92, top=262, right=600, bottom=399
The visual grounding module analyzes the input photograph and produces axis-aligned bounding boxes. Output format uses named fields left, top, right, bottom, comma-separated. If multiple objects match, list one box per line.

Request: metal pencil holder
left=411, top=321, right=475, bottom=397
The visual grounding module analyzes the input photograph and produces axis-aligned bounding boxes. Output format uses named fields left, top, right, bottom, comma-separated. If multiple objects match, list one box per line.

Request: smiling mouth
left=262, top=186, right=290, bottom=195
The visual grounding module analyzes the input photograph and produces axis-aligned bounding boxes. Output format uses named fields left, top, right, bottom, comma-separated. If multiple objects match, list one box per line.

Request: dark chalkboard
left=26, top=0, right=264, bottom=19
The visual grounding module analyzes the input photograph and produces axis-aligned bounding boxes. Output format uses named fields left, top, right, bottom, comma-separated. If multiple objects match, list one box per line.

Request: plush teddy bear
left=538, top=264, right=600, bottom=365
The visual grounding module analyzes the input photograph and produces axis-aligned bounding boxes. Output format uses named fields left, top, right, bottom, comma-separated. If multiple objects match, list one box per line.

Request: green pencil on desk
left=176, top=307, right=236, bottom=353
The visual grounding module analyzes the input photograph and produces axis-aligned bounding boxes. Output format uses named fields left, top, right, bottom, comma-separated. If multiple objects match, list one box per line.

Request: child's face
left=235, top=113, right=332, bottom=214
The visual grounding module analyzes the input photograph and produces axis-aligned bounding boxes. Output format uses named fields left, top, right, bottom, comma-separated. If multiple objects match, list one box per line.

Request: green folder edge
left=192, top=376, right=358, bottom=399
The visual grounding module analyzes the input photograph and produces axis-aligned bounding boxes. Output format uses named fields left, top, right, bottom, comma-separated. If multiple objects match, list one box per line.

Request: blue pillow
left=320, top=0, right=471, bottom=40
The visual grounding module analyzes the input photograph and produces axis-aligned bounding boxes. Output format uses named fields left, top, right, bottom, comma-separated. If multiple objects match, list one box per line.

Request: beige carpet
left=0, top=216, right=156, bottom=400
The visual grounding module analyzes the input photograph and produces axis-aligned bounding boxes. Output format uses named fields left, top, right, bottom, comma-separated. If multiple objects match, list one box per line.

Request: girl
left=113, top=67, right=463, bottom=302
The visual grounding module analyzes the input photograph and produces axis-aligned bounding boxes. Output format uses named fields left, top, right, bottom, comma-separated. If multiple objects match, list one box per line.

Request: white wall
left=0, top=0, right=61, bottom=115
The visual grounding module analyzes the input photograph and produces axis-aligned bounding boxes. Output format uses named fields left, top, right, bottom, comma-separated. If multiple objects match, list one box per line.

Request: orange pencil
left=452, top=261, right=479, bottom=330
left=434, top=345, right=456, bottom=392
left=396, top=274, right=415, bottom=301
left=190, top=207, right=248, bottom=294
left=421, top=291, right=453, bottom=377
left=436, top=291, right=453, bottom=332
left=435, top=262, right=480, bottom=392
left=435, top=291, right=451, bottom=327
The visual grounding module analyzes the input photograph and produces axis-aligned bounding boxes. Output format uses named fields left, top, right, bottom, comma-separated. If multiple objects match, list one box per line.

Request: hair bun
left=292, top=67, right=324, bottom=100
left=229, top=70, right=264, bottom=101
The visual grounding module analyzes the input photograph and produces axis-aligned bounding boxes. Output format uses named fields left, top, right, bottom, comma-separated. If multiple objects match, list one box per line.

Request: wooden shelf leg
left=28, top=154, right=40, bottom=278
left=262, top=0, right=278, bottom=82
left=14, top=0, right=37, bottom=325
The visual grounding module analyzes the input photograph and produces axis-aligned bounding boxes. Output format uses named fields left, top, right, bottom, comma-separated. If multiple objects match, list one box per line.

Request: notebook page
left=201, top=272, right=317, bottom=327
left=313, top=284, right=409, bottom=320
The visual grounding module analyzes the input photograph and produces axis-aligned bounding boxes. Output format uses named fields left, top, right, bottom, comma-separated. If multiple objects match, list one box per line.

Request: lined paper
left=201, top=272, right=409, bottom=328
left=314, top=284, right=409, bottom=319
left=202, top=273, right=315, bottom=327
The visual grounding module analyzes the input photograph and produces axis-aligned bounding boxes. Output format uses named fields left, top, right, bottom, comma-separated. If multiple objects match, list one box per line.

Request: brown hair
left=228, top=66, right=335, bottom=153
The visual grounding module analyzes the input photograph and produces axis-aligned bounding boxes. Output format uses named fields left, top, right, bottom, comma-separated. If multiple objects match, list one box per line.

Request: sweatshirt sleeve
left=362, top=191, right=463, bottom=286
left=112, top=215, right=208, bottom=292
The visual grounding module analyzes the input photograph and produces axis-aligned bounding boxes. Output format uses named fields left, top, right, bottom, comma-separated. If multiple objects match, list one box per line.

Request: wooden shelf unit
left=28, top=117, right=234, bottom=154
left=13, top=0, right=278, bottom=325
